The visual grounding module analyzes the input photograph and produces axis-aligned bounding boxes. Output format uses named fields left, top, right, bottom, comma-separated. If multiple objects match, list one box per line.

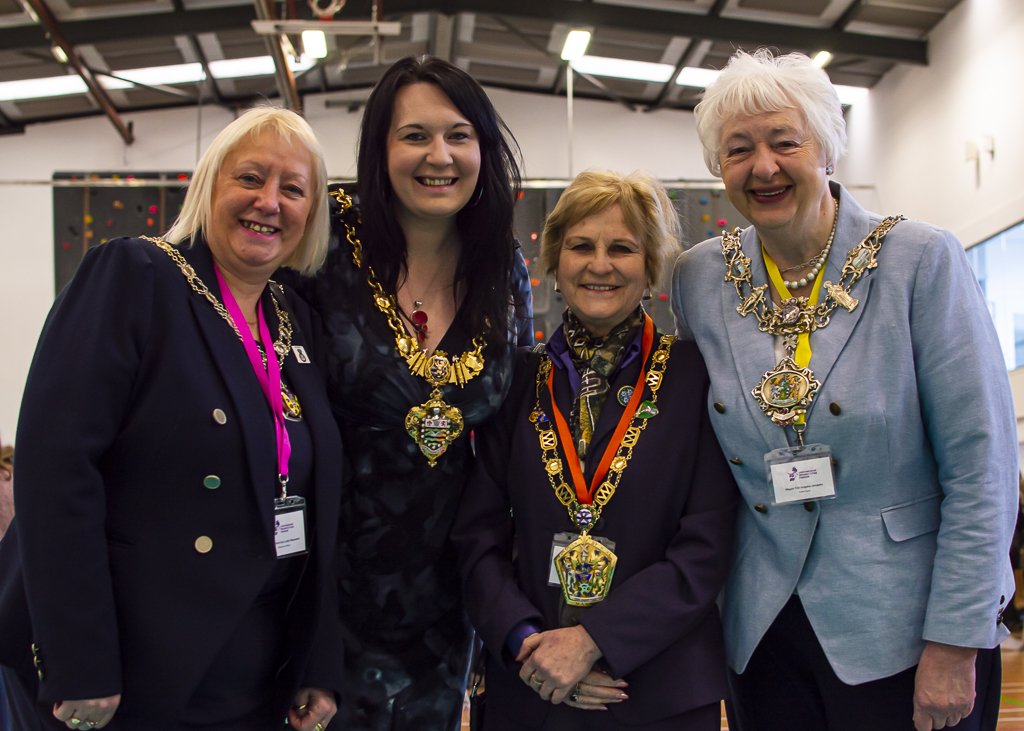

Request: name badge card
left=548, top=531, right=617, bottom=586
left=764, top=443, right=837, bottom=505
left=274, top=495, right=308, bottom=558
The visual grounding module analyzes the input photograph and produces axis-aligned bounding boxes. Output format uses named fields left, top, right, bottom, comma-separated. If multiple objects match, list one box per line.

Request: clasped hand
left=516, top=626, right=628, bottom=709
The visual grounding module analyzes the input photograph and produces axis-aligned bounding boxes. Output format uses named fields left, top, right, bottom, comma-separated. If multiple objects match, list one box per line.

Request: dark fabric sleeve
left=452, top=349, right=544, bottom=670
left=13, top=238, right=156, bottom=701
left=511, top=244, right=535, bottom=347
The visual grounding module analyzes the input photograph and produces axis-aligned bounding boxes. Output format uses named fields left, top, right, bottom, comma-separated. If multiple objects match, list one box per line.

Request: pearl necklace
left=781, top=197, right=839, bottom=290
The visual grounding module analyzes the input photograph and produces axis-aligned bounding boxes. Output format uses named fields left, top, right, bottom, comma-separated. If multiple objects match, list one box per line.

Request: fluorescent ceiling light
left=834, top=84, right=869, bottom=105
left=208, top=55, right=314, bottom=79
left=676, top=66, right=720, bottom=87
left=571, top=54, right=674, bottom=83
left=812, top=51, right=833, bottom=68
left=0, top=75, right=89, bottom=101
left=301, top=30, right=328, bottom=59
left=0, top=54, right=316, bottom=102
left=115, top=63, right=205, bottom=86
left=675, top=65, right=869, bottom=106
left=561, top=29, right=591, bottom=61
left=0, top=74, right=131, bottom=101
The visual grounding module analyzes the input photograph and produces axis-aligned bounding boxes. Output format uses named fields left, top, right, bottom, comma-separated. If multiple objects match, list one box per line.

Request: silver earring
left=642, top=287, right=652, bottom=301
left=825, top=163, right=834, bottom=175
left=553, top=281, right=561, bottom=293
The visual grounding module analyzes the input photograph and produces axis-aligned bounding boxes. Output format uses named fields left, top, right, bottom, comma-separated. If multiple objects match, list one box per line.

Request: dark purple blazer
left=0, top=236, right=344, bottom=730
left=452, top=330, right=739, bottom=727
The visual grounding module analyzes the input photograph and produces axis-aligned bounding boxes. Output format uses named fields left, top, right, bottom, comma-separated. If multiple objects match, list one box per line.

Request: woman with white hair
left=0, top=107, right=343, bottom=731
left=672, top=49, right=1017, bottom=731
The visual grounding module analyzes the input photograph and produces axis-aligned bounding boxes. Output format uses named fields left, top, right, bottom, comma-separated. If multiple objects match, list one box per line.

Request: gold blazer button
left=194, top=536, right=214, bottom=554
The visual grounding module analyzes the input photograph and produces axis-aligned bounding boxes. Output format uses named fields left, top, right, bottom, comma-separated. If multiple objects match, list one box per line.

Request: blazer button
left=803, top=501, right=815, bottom=512
left=714, top=402, right=726, bottom=414
left=194, top=536, right=214, bottom=554
left=729, top=456, right=743, bottom=465
left=212, top=408, right=228, bottom=425
left=829, top=402, right=841, bottom=416
left=203, top=475, right=221, bottom=490
left=754, top=503, right=768, bottom=514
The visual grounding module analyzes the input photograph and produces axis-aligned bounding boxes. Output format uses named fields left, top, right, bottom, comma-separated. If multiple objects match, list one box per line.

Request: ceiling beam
left=19, top=0, right=134, bottom=144
left=0, top=0, right=927, bottom=66
left=418, top=0, right=928, bottom=65
left=0, top=5, right=257, bottom=51
left=253, top=0, right=301, bottom=111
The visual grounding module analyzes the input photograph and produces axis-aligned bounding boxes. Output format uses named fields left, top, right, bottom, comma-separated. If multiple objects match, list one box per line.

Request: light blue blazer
left=672, top=182, right=1018, bottom=684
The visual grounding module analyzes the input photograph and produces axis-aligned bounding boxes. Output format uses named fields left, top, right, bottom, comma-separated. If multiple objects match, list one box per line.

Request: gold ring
left=297, top=704, right=308, bottom=711
left=315, top=723, right=324, bottom=731
left=68, top=720, right=82, bottom=728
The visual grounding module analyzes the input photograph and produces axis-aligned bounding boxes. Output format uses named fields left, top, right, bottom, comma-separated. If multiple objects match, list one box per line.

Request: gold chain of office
left=329, top=188, right=487, bottom=466
left=143, top=236, right=292, bottom=368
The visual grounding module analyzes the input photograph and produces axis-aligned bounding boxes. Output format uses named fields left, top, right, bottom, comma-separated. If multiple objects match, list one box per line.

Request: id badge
left=764, top=443, right=836, bottom=505
left=547, top=531, right=617, bottom=586
left=274, top=496, right=308, bottom=558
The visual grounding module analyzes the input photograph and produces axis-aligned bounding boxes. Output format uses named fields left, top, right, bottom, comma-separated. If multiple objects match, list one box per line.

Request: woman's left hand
left=288, top=687, right=336, bottom=731
left=516, top=626, right=602, bottom=704
left=912, top=642, right=977, bottom=730
left=563, top=669, right=629, bottom=710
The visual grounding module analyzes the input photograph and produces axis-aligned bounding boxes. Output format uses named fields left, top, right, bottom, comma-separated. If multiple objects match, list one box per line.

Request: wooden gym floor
left=461, top=638, right=1024, bottom=730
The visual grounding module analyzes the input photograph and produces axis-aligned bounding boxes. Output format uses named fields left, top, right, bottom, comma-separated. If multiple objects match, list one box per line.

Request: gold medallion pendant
left=405, top=390, right=465, bottom=467
left=329, top=188, right=487, bottom=467
left=554, top=533, right=618, bottom=606
left=752, top=356, right=820, bottom=427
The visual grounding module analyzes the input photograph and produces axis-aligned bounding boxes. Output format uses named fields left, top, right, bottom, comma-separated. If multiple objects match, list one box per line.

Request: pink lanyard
left=213, top=264, right=291, bottom=498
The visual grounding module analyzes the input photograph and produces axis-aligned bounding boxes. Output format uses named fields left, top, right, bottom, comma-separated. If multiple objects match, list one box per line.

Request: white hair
left=694, top=49, right=847, bottom=177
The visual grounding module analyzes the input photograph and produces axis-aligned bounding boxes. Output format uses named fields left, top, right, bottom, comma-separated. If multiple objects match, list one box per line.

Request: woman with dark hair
left=293, top=55, right=533, bottom=730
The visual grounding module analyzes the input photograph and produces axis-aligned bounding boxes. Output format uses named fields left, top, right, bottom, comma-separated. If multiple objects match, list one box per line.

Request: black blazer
left=0, top=236, right=344, bottom=730
left=453, top=331, right=739, bottom=728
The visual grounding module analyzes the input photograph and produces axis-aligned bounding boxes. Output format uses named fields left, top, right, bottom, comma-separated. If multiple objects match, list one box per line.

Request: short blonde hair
left=165, top=106, right=329, bottom=275
left=695, top=48, right=847, bottom=177
left=541, top=170, right=680, bottom=286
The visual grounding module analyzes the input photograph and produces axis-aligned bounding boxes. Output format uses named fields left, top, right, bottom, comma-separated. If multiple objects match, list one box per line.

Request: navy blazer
left=0, top=236, right=344, bottom=730
left=452, top=331, right=738, bottom=727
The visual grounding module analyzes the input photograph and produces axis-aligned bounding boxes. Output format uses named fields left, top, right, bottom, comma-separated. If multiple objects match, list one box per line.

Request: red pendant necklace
left=410, top=300, right=429, bottom=343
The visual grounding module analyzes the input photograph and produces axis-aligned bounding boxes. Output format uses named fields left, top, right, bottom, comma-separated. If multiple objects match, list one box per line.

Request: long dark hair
left=356, top=55, right=524, bottom=347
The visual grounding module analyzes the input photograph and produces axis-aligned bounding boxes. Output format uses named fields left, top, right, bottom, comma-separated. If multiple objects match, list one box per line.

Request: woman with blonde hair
left=0, top=107, right=343, bottom=731
left=454, top=170, right=738, bottom=730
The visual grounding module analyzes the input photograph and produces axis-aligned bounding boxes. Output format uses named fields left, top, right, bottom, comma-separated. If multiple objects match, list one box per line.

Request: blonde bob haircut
left=164, top=106, right=329, bottom=275
left=695, top=48, right=847, bottom=178
left=541, top=170, right=680, bottom=287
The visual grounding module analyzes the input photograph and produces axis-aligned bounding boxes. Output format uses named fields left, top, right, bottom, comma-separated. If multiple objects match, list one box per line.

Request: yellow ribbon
left=762, top=247, right=828, bottom=426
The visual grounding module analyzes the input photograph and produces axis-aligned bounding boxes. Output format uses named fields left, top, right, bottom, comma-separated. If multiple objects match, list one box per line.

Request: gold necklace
left=144, top=236, right=293, bottom=368
left=146, top=236, right=301, bottom=420
left=779, top=197, right=839, bottom=289
left=530, top=330, right=674, bottom=606
left=329, top=188, right=486, bottom=467
left=721, top=211, right=903, bottom=441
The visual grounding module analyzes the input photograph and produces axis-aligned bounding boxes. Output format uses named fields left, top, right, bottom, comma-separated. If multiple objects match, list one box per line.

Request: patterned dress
left=298, top=193, right=533, bottom=731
